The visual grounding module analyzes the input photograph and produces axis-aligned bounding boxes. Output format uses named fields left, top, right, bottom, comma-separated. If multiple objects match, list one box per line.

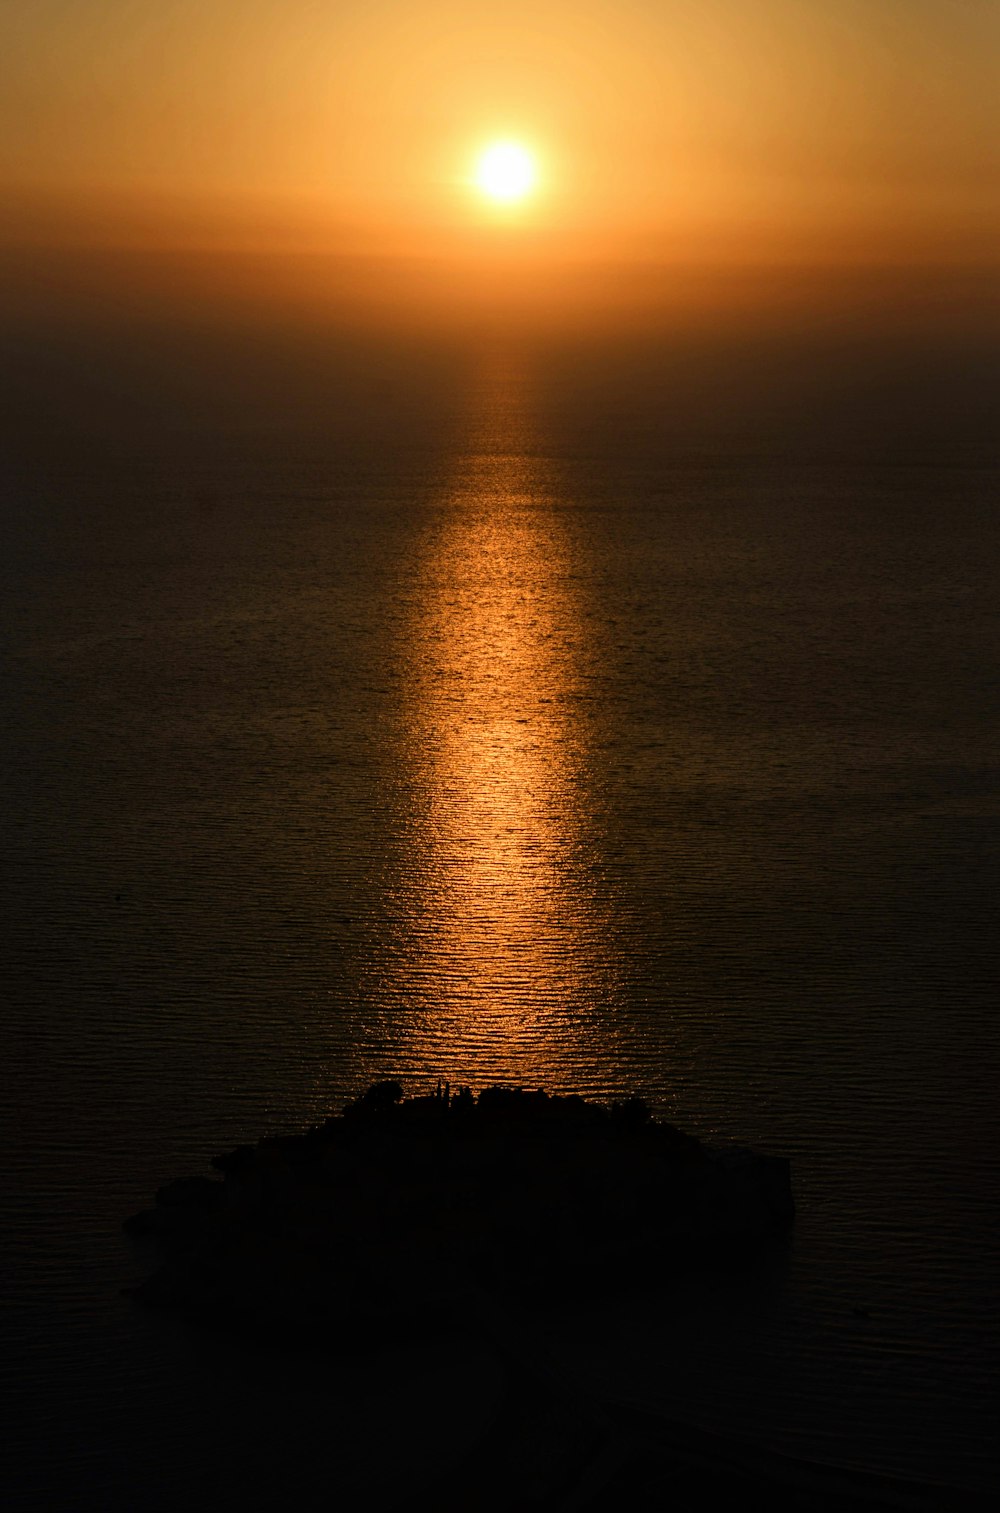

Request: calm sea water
left=3, top=332, right=998, bottom=1505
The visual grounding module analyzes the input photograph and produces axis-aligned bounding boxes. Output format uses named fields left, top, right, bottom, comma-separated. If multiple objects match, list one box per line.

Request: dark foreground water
left=2, top=330, right=999, bottom=1506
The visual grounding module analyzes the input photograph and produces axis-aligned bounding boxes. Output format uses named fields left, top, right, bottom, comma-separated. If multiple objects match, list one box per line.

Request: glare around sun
left=474, top=142, right=537, bottom=203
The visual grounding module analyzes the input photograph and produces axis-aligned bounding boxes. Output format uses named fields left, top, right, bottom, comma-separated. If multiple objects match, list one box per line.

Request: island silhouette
left=125, top=1080, right=793, bottom=1345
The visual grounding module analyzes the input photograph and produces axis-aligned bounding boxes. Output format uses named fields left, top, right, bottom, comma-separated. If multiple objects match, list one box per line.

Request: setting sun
left=474, top=141, right=537, bottom=204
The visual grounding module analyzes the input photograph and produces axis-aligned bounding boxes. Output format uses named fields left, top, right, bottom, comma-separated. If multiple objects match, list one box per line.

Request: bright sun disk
left=475, top=142, right=537, bottom=203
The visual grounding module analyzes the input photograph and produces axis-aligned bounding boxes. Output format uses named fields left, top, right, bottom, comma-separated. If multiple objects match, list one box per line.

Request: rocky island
left=125, top=1081, right=793, bottom=1345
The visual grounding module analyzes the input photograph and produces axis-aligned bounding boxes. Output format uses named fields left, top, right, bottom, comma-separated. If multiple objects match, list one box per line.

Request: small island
left=125, top=1081, right=793, bottom=1345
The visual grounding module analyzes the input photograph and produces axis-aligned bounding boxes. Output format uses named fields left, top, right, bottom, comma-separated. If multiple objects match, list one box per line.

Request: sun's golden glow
left=474, top=141, right=537, bottom=204
left=366, top=351, right=621, bottom=1085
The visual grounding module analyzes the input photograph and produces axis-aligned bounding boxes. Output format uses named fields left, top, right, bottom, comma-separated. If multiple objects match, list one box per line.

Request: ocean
left=2, top=325, right=998, bottom=1505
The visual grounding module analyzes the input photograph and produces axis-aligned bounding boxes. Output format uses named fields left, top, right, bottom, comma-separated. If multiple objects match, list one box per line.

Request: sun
left=474, top=141, right=537, bottom=204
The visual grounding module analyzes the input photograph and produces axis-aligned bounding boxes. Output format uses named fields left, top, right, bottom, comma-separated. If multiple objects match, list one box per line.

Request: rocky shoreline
left=120, top=1087, right=993, bottom=1508
left=124, top=1081, right=794, bottom=1343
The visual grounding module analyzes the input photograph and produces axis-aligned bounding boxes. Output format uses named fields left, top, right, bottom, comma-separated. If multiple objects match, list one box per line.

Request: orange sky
left=1, top=1, right=996, bottom=330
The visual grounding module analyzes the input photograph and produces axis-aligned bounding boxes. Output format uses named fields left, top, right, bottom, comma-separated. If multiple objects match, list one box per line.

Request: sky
left=1, top=1, right=997, bottom=331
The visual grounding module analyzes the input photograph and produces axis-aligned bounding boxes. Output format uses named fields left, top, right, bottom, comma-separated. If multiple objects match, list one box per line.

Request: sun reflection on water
left=368, top=350, right=620, bottom=1087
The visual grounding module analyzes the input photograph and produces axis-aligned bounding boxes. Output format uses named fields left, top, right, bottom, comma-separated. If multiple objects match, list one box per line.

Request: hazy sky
left=3, top=0, right=996, bottom=266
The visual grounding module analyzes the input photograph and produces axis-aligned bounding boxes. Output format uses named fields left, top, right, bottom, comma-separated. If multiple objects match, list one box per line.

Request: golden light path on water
left=367, top=351, right=623, bottom=1088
